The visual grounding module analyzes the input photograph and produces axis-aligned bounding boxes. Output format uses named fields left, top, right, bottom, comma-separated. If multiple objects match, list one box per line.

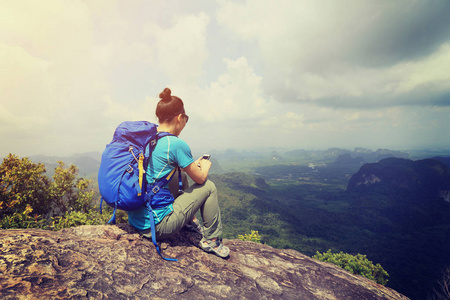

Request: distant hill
left=347, top=157, right=450, bottom=197
left=29, top=152, right=102, bottom=177
left=333, top=153, right=366, bottom=166
left=28, top=151, right=225, bottom=178
left=344, top=157, right=450, bottom=299
left=72, top=156, right=101, bottom=177
left=25, top=147, right=410, bottom=176
left=430, top=156, right=450, bottom=169
left=284, top=147, right=409, bottom=163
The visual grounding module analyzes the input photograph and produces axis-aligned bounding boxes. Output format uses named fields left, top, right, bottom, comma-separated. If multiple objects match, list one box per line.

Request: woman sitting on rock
left=127, top=87, right=229, bottom=258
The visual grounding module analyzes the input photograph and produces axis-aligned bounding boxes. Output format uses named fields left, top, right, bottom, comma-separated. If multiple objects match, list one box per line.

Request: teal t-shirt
left=127, top=133, right=194, bottom=231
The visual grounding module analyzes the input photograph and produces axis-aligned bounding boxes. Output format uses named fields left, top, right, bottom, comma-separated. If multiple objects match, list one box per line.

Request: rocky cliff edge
left=0, top=224, right=408, bottom=300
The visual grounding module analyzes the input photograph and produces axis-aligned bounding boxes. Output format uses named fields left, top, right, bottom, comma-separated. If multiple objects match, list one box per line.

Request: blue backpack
left=98, top=121, right=180, bottom=261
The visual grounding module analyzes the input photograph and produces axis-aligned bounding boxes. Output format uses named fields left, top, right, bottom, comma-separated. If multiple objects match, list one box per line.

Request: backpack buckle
left=126, top=165, right=133, bottom=173
left=152, top=186, right=160, bottom=194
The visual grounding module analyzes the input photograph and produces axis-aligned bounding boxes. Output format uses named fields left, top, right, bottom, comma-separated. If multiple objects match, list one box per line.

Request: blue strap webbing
left=145, top=201, right=177, bottom=262
left=99, top=196, right=117, bottom=224
left=178, top=168, right=183, bottom=195
left=99, top=197, right=116, bottom=225
left=108, top=202, right=117, bottom=224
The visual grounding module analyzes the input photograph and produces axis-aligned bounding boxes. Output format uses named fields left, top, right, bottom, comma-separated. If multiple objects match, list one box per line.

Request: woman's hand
left=184, top=156, right=211, bottom=184
left=196, top=157, right=211, bottom=171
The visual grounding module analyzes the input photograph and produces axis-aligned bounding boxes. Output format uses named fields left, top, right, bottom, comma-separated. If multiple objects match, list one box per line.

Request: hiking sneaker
left=199, top=237, right=230, bottom=258
left=184, top=219, right=203, bottom=234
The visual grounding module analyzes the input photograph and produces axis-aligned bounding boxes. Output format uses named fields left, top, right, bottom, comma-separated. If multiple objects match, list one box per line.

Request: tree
left=49, top=161, right=93, bottom=214
left=313, top=250, right=389, bottom=285
left=0, top=154, right=50, bottom=228
left=0, top=154, right=106, bottom=229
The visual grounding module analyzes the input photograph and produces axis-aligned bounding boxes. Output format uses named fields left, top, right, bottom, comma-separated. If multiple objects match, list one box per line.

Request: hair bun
left=159, top=88, right=172, bottom=102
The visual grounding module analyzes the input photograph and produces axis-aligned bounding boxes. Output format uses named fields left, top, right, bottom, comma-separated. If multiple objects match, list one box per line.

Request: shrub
left=238, top=230, right=262, bottom=243
left=313, top=249, right=389, bottom=285
left=49, top=161, right=94, bottom=214
left=50, top=209, right=111, bottom=231
left=0, top=204, right=48, bottom=229
left=0, top=154, right=50, bottom=228
left=0, top=154, right=106, bottom=230
left=0, top=155, right=49, bottom=213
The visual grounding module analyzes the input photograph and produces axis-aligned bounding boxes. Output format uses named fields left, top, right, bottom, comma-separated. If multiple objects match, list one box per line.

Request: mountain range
left=30, top=152, right=101, bottom=178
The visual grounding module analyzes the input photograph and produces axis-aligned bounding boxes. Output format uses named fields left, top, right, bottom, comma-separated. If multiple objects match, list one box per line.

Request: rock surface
left=0, top=225, right=409, bottom=299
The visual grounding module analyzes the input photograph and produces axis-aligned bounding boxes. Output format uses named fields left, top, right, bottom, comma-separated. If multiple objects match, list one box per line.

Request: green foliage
left=51, top=209, right=111, bottom=231
left=0, top=154, right=50, bottom=228
left=0, top=154, right=50, bottom=214
left=238, top=230, right=262, bottom=243
left=0, top=204, right=48, bottom=229
left=313, top=250, right=389, bottom=285
left=211, top=172, right=334, bottom=254
left=49, top=161, right=93, bottom=214
left=0, top=154, right=103, bottom=230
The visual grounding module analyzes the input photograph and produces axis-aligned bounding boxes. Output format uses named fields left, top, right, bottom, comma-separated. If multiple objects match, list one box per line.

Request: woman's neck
left=158, top=123, right=177, bottom=135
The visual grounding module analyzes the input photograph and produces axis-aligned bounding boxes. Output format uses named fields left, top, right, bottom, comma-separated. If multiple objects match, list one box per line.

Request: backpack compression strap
left=145, top=167, right=180, bottom=262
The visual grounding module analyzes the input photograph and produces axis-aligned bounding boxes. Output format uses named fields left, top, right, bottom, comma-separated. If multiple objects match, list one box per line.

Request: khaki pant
left=142, top=170, right=223, bottom=240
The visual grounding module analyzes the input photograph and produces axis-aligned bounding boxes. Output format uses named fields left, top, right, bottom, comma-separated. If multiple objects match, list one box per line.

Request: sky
left=1, top=0, right=450, bottom=158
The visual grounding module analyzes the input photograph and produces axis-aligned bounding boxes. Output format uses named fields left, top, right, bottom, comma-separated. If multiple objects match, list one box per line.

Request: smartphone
left=198, top=154, right=211, bottom=167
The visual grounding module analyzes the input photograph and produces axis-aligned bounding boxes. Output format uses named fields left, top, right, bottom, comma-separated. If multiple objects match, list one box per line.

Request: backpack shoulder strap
left=144, top=131, right=184, bottom=260
left=156, top=131, right=176, bottom=140
left=153, top=132, right=183, bottom=193
left=145, top=167, right=179, bottom=262
left=147, top=167, right=177, bottom=195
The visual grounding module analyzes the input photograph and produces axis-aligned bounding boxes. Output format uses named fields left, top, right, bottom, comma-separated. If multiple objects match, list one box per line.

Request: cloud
left=1, top=1, right=449, bottom=157
left=0, top=45, right=52, bottom=131
left=389, top=43, right=450, bottom=96
left=201, top=57, right=270, bottom=121
left=312, top=43, right=450, bottom=108
left=143, top=12, right=210, bottom=86
left=218, top=0, right=450, bottom=67
left=0, top=1, right=110, bottom=156
left=217, top=0, right=450, bottom=108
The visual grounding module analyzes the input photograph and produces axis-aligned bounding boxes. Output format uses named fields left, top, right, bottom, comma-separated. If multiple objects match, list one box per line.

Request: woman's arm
left=183, top=157, right=211, bottom=184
